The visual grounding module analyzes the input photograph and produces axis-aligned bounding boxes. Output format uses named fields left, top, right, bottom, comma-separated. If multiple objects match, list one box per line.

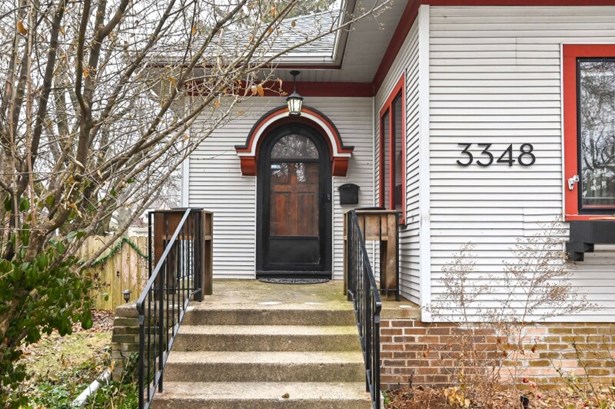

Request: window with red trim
left=379, top=76, right=406, bottom=223
left=563, top=45, right=615, bottom=220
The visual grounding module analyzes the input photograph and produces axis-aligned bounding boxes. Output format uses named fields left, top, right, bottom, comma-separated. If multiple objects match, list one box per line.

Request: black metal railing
left=136, top=208, right=204, bottom=409
left=346, top=210, right=382, bottom=409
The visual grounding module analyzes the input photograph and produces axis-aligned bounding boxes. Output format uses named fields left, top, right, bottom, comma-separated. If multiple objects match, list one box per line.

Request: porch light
left=286, top=70, right=303, bottom=116
left=122, top=289, right=131, bottom=303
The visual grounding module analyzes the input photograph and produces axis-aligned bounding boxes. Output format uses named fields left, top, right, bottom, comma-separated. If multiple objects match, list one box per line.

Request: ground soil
left=384, top=385, right=615, bottom=409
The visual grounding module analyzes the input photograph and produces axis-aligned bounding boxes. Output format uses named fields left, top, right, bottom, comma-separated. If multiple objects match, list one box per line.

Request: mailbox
left=339, top=183, right=359, bottom=205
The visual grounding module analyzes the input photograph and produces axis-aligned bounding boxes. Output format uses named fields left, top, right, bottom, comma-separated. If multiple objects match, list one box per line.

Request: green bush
left=0, top=228, right=94, bottom=407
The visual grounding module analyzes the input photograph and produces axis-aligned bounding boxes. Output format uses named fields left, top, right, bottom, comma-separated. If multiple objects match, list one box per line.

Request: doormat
left=258, top=278, right=330, bottom=284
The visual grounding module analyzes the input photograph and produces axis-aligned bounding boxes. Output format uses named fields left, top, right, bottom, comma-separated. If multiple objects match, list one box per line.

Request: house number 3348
left=456, top=143, right=536, bottom=167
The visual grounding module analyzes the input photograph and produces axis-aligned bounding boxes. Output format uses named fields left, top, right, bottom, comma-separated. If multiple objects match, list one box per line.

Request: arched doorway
left=256, top=124, right=332, bottom=278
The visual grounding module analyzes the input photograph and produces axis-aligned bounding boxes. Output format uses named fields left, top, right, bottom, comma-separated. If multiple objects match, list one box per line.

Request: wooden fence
left=80, top=236, right=149, bottom=311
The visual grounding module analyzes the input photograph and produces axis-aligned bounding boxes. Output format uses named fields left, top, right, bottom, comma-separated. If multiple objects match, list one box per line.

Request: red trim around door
left=235, top=106, right=354, bottom=177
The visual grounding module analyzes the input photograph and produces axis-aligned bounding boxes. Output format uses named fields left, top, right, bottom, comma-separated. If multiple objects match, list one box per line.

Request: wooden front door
left=257, top=124, right=332, bottom=277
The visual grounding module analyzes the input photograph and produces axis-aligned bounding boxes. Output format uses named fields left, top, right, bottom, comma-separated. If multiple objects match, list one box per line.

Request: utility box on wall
left=339, top=183, right=359, bottom=205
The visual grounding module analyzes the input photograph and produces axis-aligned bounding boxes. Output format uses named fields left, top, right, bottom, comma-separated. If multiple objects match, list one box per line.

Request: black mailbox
left=339, top=183, right=359, bottom=205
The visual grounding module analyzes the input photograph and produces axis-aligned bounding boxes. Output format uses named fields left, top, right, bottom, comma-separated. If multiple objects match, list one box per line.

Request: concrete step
left=152, top=382, right=372, bottom=409
left=173, top=325, right=361, bottom=351
left=164, top=351, right=366, bottom=383
left=183, top=306, right=356, bottom=326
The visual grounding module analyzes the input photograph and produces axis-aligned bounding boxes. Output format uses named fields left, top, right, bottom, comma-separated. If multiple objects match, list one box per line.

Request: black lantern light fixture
left=286, top=70, right=303, bottom=116
left=122, top=289, right=131, bottom=303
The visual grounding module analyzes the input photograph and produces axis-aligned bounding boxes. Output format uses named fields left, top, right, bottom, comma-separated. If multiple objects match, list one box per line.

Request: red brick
left=382, top=328, right=403, bottom=336
left=383, top=343, right=405, bottom=351
left=427, top=328, right=451, bottom=336
left=402, top=328, right=427, bottom=335
left=393, top=336, right=417, bottom=343
left=416, top=336, right=439, bottom=343
left=390, top=320, right=414, bottom=328
left=393, top=351, right=417, bottom=359
left=383, top=359, right=406, bottom=367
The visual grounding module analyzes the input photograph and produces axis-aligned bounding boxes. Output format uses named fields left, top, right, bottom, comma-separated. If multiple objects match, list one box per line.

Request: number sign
left=456, top=143, right=536, bottom=167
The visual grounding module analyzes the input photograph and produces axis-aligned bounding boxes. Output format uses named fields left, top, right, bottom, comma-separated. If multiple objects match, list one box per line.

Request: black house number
left=456, top=143, right=536, bottom=167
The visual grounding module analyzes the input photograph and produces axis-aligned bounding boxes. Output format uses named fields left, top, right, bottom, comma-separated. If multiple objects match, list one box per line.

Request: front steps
left=152, top=297, right=371, bottom=408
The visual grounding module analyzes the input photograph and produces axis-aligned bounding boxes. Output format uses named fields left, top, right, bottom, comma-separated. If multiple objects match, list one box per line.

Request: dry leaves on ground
left=385, top=385, right=615, bottom=409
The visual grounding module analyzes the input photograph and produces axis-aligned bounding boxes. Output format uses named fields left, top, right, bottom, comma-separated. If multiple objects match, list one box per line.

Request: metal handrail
left=136, top=208, right=203, bottom=409
left=346, top=210, right=382, bottom=409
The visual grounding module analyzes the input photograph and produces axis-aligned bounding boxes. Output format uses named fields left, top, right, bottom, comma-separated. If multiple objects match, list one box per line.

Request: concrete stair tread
left=178, top=325, right=358, bottom=335
left=183, top=305, right=356, bottom=326
left=167, top=350, right=364, bottom=364
left=187, top=303, right=354, bottom=312
left=158, top=382, right=370, bottom=400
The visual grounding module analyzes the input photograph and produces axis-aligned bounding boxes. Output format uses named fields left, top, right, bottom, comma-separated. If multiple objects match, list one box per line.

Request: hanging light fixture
left=286, top=70, right=303, bottom=116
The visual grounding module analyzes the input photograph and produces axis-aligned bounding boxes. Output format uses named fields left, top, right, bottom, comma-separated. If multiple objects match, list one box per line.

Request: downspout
left=71, top=368, right=112, bottom=407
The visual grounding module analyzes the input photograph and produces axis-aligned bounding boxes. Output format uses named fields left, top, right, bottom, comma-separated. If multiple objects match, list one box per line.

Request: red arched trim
left=235, top=106, right=354, bottom=176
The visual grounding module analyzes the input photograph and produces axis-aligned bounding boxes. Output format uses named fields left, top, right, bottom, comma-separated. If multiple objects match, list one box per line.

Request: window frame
left=378, top=75, right=406, bottom=224
left=563, top=44, right=615, bottom=221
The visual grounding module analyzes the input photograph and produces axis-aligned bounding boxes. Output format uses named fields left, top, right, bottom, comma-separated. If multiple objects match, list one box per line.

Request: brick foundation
left=380, top=318, right=615, bottom=390
left=110, top=303, right=139, bottom=380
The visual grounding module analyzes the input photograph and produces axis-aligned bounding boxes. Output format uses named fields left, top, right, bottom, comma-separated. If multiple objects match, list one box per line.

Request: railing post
left=138, top=313, right=145, bottom=409
left=157, top=262, right=164, bottom=393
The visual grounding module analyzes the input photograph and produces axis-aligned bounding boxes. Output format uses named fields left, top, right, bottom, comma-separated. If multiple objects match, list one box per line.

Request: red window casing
left=563, top=45, right=615, bottom=221
left=379, top=75, right=406, bottom=224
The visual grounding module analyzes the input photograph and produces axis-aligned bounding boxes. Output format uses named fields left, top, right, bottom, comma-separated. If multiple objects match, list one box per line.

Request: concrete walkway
left=189, top=279, right=420, bottom=316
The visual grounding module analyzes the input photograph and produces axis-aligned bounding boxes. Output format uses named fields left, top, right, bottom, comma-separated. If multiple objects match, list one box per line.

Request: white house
left=182, top=0, right=615, bottom=323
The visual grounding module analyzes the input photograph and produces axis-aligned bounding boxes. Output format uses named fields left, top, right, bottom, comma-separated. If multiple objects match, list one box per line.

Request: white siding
left=189, top=97, right=374, bottom=279
left=375, top=20, right=422, bottom=304
left=429, top=6, right=615, bottom=322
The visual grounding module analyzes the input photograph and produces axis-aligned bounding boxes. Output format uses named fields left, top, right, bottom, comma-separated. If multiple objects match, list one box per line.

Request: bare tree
left=0, top=0, right=392, bottom=402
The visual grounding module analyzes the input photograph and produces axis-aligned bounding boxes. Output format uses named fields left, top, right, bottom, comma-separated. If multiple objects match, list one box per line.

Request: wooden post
left=202, top=211, right=213, bottom=296
left=346, top=210, right=400, bottom=300
left=151, top=209, right=214, bottom=300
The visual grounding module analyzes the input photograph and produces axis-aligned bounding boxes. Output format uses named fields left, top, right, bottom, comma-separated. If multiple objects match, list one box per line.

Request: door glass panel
left=270, top=162, right=319, bottom=237
left=579, top=59, right=615, bottom=210
left=271, top=134, right=319, bottom=159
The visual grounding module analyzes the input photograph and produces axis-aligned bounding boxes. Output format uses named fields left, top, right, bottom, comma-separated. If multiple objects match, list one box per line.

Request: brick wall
left=110, top=303, right=139, bottom=380
left=380, top=318, right=615, bottom=390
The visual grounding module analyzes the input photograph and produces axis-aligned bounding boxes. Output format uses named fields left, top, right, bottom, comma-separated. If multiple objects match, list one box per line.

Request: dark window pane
left=382, top=111, right=390, bottom=208
left=271, top=134, right=319, bottom=160
left=393, top=94, right=403, bottom=211
left=579, top=60, right=615, bottom=210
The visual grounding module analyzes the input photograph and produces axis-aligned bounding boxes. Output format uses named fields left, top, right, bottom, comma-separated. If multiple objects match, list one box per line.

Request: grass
left=13, top=311, right=138, bottom=408
left=18, top=330, right=111, bottom=408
